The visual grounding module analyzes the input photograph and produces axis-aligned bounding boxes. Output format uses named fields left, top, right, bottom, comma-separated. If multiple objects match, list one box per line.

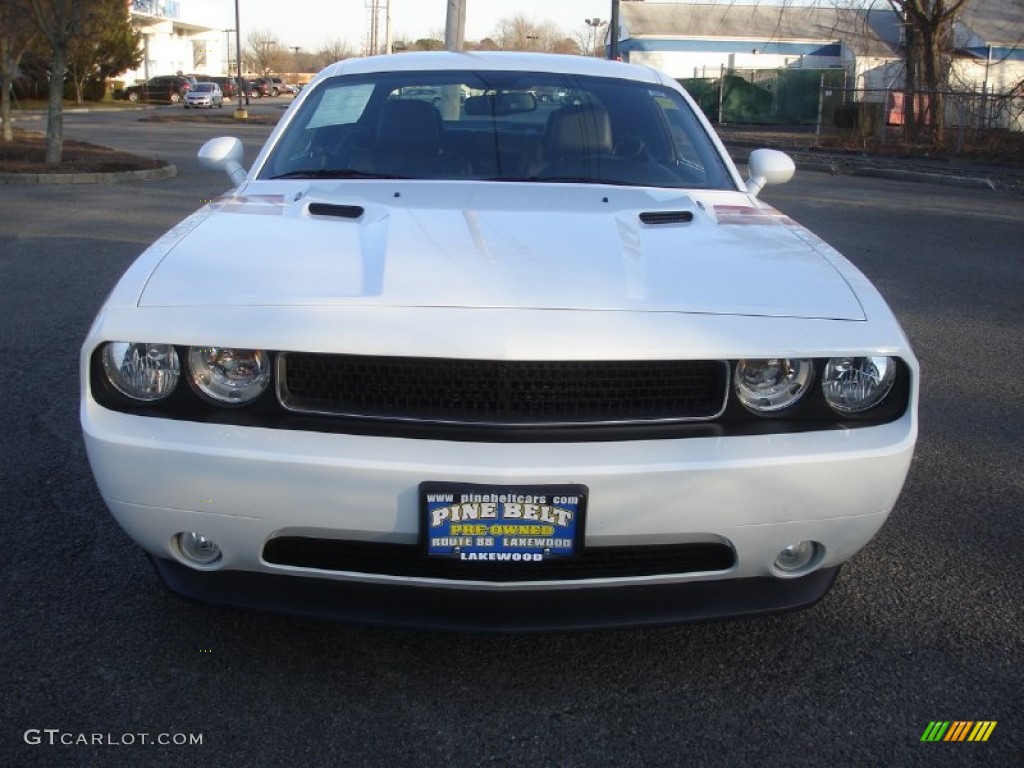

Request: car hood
left=138, top=183, right=864, bottom=321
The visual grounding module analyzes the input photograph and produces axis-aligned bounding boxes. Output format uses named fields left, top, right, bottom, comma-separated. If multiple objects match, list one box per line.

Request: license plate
left=421, top=482, right=587, bottom=563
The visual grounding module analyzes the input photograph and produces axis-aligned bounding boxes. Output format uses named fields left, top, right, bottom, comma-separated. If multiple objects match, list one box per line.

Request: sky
left=234, top=0, right=619, bottom=53
left=230, top=0, right=857, bottom=55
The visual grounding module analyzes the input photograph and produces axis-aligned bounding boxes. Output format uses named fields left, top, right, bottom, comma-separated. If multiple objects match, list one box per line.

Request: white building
left=617, top=2, right=1024, bottom=92
left=124, top=0, right=230, bottom=82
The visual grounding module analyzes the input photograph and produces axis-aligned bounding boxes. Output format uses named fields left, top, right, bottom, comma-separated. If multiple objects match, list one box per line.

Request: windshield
left=260, top=70, right=733, bottom=189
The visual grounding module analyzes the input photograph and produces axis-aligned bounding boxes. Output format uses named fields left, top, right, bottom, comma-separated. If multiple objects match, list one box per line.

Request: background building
left=616, top=1, right=1023, bottom=129
left=617, top=1, right=1022, bottom=94
left=125, top=0, right=229, bottom=81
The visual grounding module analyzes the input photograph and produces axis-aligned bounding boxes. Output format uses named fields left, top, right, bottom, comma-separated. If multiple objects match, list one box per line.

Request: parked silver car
left=183, top=82, right=223, bottom=109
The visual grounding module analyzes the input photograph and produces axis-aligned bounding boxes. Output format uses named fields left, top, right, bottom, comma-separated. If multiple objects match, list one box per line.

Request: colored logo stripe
left=920, top=721, right=997, bottom=742
left=968, top=721, right=997, bottom=742
left=921, top=721, right=950, bottom=741
left=945, top=721, right=973, bottom=741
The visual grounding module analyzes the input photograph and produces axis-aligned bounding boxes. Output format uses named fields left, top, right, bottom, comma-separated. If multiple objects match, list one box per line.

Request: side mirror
left=198, top=136, right=247, bottom=186
left=745, top=148, right=795, bottom=198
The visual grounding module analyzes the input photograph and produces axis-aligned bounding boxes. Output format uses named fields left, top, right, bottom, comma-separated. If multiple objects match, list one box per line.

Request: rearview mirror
left=464, top=92, right=537, bottom=117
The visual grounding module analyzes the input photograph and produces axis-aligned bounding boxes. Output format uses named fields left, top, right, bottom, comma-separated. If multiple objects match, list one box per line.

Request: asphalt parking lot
left=2, top=107, right=1021, bottom=767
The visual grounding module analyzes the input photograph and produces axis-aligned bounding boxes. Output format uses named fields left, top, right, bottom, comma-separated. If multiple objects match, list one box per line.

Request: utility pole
left=223, top=29, right=234, bottom=75
left=609, top=0, right=620, bottom=60
left=445, top=0, right=466, bottom=51
left=234, top=0, right=246, bottom=119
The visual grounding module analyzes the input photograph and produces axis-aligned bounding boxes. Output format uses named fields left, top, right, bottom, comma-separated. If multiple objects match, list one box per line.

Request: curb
left=0, top=164, right=177, bottom=185
left=848, top=167, right=997, bottom=190
left=729, top=145, right=1016, bottom=192
left=790, top=159, right=1000, bottom=190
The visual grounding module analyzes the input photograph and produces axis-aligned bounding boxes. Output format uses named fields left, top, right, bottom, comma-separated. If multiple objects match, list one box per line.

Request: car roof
left=318, top=51, right=669, bottom=86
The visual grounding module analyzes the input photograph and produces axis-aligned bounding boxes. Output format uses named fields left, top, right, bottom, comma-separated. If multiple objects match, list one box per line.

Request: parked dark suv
left=265, top=76, right=294, bottom=96
left=236, top=78, right=262, bottom=99
left=250, top=78, right=273, bottom=97
left=120, top=75, right=196, bottom=104
left=209, top=76, right=238, bottom=99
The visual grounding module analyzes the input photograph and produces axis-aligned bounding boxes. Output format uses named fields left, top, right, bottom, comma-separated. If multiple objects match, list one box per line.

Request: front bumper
left=152, top=555, right=842, bottom=632
left=84, top=397, right=913, bottom=627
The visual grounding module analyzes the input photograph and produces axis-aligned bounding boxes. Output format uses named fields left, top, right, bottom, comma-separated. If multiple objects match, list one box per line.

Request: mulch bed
left=0, top=130, right=166, bottom=173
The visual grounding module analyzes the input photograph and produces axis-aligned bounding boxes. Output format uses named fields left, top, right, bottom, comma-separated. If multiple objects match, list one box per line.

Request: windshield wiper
left=270, top=169, right=406, bottom=180
left=484, top=175, right=634, bottom=186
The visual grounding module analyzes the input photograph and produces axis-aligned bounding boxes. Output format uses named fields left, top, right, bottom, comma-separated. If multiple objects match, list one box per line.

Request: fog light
left=177, top=532, right=222, bottom=566
left=773, top=541, right=821, bottom=575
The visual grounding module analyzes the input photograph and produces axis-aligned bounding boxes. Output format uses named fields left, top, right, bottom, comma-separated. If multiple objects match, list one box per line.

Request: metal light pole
left=223, top=29, right=234, bottom=75
left=234, top=0, right=246, bottom=119
left=585, top=18, right=605, bottom=58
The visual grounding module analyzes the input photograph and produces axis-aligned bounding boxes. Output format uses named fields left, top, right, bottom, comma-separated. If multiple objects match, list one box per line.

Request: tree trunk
left=919, top=21, right=944, bottom=143
left=903, top=23, right=920, bottom=140
left=45, top=43, right=65, bottom=164
left=894, top=0, right=968, bottom=146
left=1, top=33, right=13, bottom=142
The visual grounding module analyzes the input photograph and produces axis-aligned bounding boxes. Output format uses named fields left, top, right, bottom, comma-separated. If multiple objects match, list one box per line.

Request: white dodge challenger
left=81, top=52, right=918, bottom=631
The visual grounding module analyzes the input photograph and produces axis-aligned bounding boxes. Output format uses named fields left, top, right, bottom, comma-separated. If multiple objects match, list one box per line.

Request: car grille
left=263, top=537, right=735, bottom=582
left=277, top=354, right=728, bottom=425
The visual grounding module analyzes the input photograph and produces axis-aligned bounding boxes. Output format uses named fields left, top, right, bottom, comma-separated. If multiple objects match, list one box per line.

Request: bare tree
left=494, top=14, right=543, bottom=51
left=286, top=47, right=316, bottom=75
left=576, top=20, right=607, bottom=58
left=491, top=15, right=576, bottom=54
left=410, top=39, right=444, bottom=51
left=0, top=0, right=37, bottom=142
left=245, top=30, right=286, bottom=75
left=536, top=20, right=579, bottom=54
left=882, top=0, right=968, bottom=142
left=314, top=39, right=356, bottom=70
left=27, top=0, right=108, bottom=164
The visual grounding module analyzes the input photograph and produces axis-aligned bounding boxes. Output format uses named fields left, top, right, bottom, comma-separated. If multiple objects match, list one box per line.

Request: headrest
left=376, top=99, right=442, bottom=151
left=551, top=105, right=613, bottom=156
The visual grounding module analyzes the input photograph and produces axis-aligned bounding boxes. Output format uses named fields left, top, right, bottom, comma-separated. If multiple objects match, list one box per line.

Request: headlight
left=188, top=347, right=271, bottom=405
left=101, top=342, right=180, bottom=401
left=734, top=358, right=813, bottom=413
left=822, top=356, right=897, bottom=413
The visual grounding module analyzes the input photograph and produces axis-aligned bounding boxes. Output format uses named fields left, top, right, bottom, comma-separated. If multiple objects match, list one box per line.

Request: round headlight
left=101, top=342, right=180, bottom=401
left=188, top=347, right=271, bottom=405
left=734, top=358, right=813, bottom=413
left=822, top=356, right=897, bottom=413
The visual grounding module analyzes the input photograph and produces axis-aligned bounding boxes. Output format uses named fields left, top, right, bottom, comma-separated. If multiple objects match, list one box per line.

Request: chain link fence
left=679, top=67, right=1023, bottom=150
left=824, top=86, right=1024, bottom=146
left=679, top=68, right=846, bottom=126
